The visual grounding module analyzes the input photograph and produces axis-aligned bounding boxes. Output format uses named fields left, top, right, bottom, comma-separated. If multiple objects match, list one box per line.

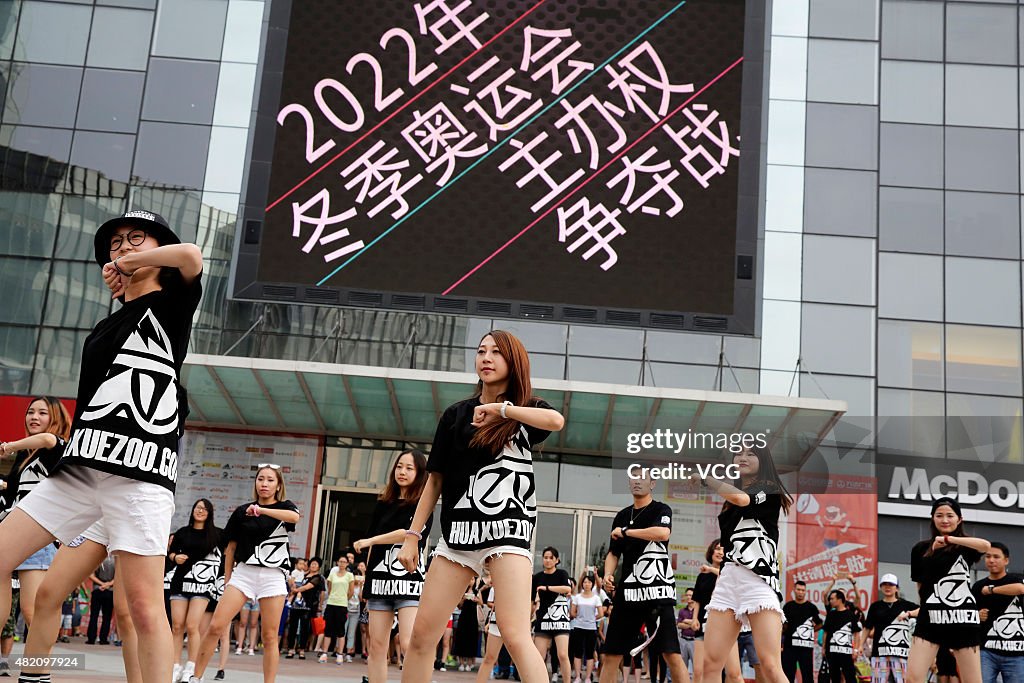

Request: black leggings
left=826, top=653, right=856, bottom=683
left=286, top=607, right=310, bottom=651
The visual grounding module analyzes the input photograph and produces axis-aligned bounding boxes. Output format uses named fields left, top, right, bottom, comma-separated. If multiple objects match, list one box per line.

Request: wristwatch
left=500, top=401, right=514, bottom=419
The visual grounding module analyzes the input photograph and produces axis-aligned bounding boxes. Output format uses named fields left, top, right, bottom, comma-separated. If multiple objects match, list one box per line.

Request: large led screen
left=233, top=0, right=764, bottom=331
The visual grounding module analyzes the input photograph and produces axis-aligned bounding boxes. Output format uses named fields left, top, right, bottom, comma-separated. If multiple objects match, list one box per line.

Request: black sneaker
left=214, top=670, right=225, bottom=680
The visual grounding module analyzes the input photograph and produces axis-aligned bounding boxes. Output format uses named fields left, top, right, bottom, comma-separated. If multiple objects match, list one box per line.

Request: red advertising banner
left=787, top=474, right=878, bottom=609
left=0, top=395, right=77, bottom=442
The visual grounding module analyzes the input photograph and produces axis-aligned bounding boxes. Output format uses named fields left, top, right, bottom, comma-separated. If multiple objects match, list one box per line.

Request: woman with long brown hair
left=0, top=396, right=72, bottom=629
left=397, top=330, right=565, bottom=683
left=700, top=445, right=793, bottom=683
left=354, top=448, right=430, bottom=682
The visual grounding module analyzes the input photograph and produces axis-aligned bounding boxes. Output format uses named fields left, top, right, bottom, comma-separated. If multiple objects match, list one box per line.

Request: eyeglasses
left=109, top=229, right=148, bottom=252
left=258, top=463, right=282, bottom=470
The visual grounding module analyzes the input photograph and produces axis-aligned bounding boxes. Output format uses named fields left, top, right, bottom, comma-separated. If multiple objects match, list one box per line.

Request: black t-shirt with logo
left=224, top=499, right=299, bottom=572
left=609, top=500, right=675, bottom=606
left=911, top=541, right=983, bottom=637
left=168, top=525, right=222, bottom=596
left=823, top=609, right=861, bottom=656
left=691, top=572, right=717, bottom=630
left=717, top=482, right=783, bottom=602
left=533, top=568, right=572, bottom=632
left=56, top=276, right=202, bottom=492
left=783, top=600, right=822, bottom=649
left=426, top=397, right=552, bottom=552
left=0, top=441, right=67, bottom=521
left=363, top=498, right=432, bottom=601
left=973, top=574, right=1024, bottom=654
left=865, top=598, right=918, bottom=659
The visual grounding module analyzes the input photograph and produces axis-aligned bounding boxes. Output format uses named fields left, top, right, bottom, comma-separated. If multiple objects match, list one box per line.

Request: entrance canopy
left=182, top=355, right=846, bottom=469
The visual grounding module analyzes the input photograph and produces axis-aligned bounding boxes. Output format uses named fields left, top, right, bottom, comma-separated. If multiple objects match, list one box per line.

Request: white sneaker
left=187, top=677, right=203, bottom=683
left=247, top=648, right=255, bottom=656
left=234, top=647, right=242, bottom=655
left=459, top=665, right=466, bottom=672
left=172, top=663, right=182, bottom=683
left=346, top=655, right=354, bottom=663
left=182, top=663, right=195, bottom=681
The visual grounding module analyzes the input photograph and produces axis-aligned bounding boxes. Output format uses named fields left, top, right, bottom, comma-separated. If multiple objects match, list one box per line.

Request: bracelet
left=405, top=529, right=423, bottom=540
left=944, top=535, right=950, bottom=545
left=112, top=257, right=130, bottom=277
left=500, top=401, right=513, bottom=419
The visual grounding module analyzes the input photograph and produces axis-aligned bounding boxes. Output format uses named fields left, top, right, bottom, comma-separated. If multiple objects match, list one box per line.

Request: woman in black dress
left=905, top=497, right=989, bottom=683
left=452, top=579, right=483, bottom=669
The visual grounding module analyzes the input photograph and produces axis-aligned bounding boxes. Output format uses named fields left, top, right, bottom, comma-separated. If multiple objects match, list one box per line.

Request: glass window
left=799, top=372, right=875, bottom=416
left=3, top=63, right=82, bottom=128
left=153, top=0, right=227, bottom=60
left=800, top=304, right=874, bottom=376
left=86, top=6, right=152, bottom=70
left=946, top=257, right=1021, bottom=326
left=203, top=126, right=247, bottom=193
left=804, top=168, right=877, bottom=237
left=645, top=331, right=721, bottom=365
left=763, top=231, right=801, bottom=300
left=213, top=62, right=257, bottom=128
left=0, top=1, right=20, bottom=62
left=0, top=256, right=47, bottom=324
left=945, top=191, right=1019, bottom=259
left=13, top=1, right=91, bottom=65
left=0, top=192, right=60, bottom=258
left=31, top=327, right=88, bottom=397
left=133, top=122, right=210, bottom=190
left=946, top=393, right=1024, bottom=464
left=946, top=127, right=1019, bottom=193
left=55, top=194, right=127, bottom=261
left=769, top=36, right=807, bottom=101
left=98, top=0, right=156, bottom=7
left=877, top=389, right=945, bottom=458
left=764, top=164, right=803, bottom=232
left=569, top=326, right=643, bottom=359
left=767, top=100, right=805, bottom=166
left=881, top=0, right=943, bottom=61
left=804, top=236, right=875, bottom=305
left=0, top=325, right=36, bottom=395
left=879, top=123, right=943, bottom=189
left=772, top=0, right=809, bottom=38
left=878, top=320, right=943, bottom=390
left=946, top=325, right=1022, bottom=396
left=945, top=65, right=1017, bottom=128
left=809, top=0, right=878, bottom=39
left=880, top=60, right=942, bottom=125
left=0, top=124, right=72, bottom=164
left=43, top=260, right=112, bottom=329
left=222, top=0, right=263, bottom=64
left=489, top=319, right=567, bottom=354
left=805, top=103, right=878, bottom=170
left=70, top=131, right=134, bottom=183
left=760, top=300, right=800, bottom=371
left=879, top=187, right=943, bottom=254
left=645, top=362, right=718, bottom=390
left=76, top=69, right=145, bottom=133
left=807, top=39, right=878, bottom=105
left=142, top=58, right=219, bottom=125
left=566, top=357, right=642, bottom=384
left=878, top=252, right=943, bottom=321
left=946, top=3, right=1016, bottom=65
left=723, top=335, right=761, bottom=368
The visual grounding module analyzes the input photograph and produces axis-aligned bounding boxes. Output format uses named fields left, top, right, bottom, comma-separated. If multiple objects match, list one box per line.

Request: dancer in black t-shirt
left=0, top=210, right=203, bottom=683
left=532, top=548, right=573, bottom=680
left=864, top=574, right=916, bottom=683
left=188, top=465, right=301, bottom=683
left=353, top=449, right=431, bottom=683
left=397, top=331, right=565, bottom=683
left=970, top=542, right=1024, bottom=682
left=599, top=469, right=690, bottom=683
left=167, top=499, right=222, bottom=683
left=905, top=497, right=989, bottom=683
left=689, top=539, right=741, bottom=683
left=0, top=397, right=71, bottom=631
left=781, top=580, right=822, bottom=683
left=701, top=445, right=792, bottom=683
left=822, top=590, right=862, bottom=683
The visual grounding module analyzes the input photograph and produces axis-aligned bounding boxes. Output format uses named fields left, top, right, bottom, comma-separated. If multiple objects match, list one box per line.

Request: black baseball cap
left=94, top=209, right=180, bottom=265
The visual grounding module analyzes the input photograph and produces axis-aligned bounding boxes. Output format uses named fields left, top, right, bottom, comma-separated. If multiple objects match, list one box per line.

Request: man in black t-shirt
left=599, top=469, right=689, bottom=683
left=781, top=580, right=821, bottom=682
left=864, top=574, right=917, bottom=682
left=972, top=542, right=1024, bottom=681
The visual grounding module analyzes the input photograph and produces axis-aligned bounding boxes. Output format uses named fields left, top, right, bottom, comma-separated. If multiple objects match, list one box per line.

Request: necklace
left=629, top=502, right=651, bottom=525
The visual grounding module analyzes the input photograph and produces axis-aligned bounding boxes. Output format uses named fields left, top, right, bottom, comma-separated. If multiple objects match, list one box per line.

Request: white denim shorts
left=432, top=538, right=533, bottom=577
left=227, top=563, right=289, bottom=601
left=17, top=466, right=173, bottom=556
left=705, top=563, right=784, bottom=628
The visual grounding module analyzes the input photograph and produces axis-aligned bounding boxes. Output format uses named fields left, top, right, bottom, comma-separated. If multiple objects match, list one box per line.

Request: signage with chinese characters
left=234, top=0, right=764, bottom=331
